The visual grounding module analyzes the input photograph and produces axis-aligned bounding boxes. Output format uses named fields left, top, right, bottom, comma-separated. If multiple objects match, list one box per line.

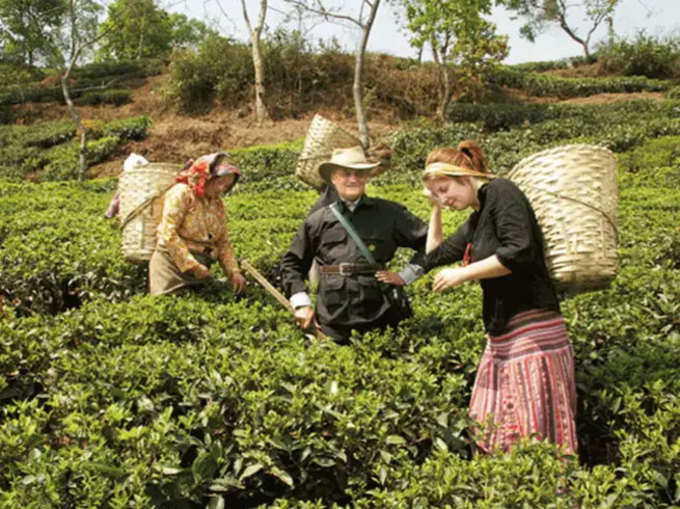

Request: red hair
left=425, top=140, right=489, bottom=175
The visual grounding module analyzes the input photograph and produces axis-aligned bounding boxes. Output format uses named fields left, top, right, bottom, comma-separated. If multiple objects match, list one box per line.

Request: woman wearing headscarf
left=378, top=140, right=577, bottom=455
left=149, top=152, right=246, bottom=296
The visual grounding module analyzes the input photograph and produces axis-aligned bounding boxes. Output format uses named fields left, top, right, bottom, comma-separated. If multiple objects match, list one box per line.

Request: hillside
left=5, top=59, right=668, bottom=180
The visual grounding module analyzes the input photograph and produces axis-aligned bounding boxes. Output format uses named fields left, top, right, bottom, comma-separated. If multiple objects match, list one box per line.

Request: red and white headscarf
left=174, top=152, right=240, bottom=197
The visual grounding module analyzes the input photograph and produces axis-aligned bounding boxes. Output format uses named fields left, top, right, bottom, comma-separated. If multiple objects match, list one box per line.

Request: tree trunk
left=556, top=11, right=591, bottom=60
left=240, top=0, right=270, bottom=125
left=431, top=35, right=451, bottom=125
left=137, top=17, right=145, bottom=59
left=353, top=0, right=380, bottom=149
left=61, top=58, right=87, bottom=180
left=251, top=40, right=269, bottom=125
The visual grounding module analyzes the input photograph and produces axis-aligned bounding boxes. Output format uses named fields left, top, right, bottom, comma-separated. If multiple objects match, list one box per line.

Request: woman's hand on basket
left=231, top=272, right=247, bottom=293
left=192, top=263, right=212, bottom=279
left=433, top=267, right=467, bottom=293
left=375, top=271, right=405, bottom=286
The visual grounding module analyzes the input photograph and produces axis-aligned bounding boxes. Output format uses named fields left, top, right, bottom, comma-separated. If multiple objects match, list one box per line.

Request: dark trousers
left=319, top=306, right=406, bottom=344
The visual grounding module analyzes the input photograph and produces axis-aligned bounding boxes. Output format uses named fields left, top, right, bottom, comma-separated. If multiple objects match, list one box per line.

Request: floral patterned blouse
left=157, top=183, right=239, bottom=276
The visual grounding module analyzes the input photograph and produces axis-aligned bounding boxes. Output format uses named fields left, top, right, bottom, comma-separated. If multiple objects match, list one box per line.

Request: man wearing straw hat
left=281, top=146, right=428, bottom=342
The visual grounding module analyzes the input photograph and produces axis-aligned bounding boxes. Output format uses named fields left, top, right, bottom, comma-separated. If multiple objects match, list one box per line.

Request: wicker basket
left=118, top=162, right=181, bottom=263
left=296, top=114, right=361, bottom=190
left=508, top=144, right=618, bottom=294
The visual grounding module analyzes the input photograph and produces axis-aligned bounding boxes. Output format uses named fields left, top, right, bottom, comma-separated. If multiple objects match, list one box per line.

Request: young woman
left=385, top=140, right=578, bottom=454
left=149, top=152, right=246, bottom=296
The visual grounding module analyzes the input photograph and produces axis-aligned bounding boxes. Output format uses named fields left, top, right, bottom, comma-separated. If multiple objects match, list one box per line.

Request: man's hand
left=231, top=272, right=247, bottom=293
left=192, top=264, right=212, bottom=279
left=294, top=306, right=315, bottom=329
left=432, top=267, right=468, bottom=293
left=375, top=270, right=405, bottom=286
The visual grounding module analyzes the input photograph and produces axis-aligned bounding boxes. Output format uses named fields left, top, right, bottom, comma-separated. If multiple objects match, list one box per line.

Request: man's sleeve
left=281, top=219, right=316, bottom=299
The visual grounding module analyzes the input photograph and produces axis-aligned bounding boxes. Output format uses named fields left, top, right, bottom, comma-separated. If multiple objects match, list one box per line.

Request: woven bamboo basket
left=118, top=162, right=181, bottom=263
left=508, top=144, right=618, bottom=294
left=296, top=114, right=361, bottom=190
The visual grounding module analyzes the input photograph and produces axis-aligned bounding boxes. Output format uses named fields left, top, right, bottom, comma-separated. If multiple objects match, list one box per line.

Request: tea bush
left=230, top=140, right=304, bottom=183
left=1, top=94, right=680, bottom=507
left=485, top=66, right=669, bottom=98
left=447, top=99, right=671, bottom=131
left=0, top=116, right=151, bottom=181
left=0, top=59, right=162, bottom=107
left=509, top=55, right=593, bottom=73
left=76, top=89, right=133, bottom=106
left=389, top=99, right=680, bottom=177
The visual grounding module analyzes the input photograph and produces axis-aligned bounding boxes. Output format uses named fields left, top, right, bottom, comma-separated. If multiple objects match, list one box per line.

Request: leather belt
left=321, top=263, right=383, bottom=276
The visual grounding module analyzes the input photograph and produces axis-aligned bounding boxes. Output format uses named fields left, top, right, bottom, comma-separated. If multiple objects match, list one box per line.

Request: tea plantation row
left=0, top=117, right=151, bottom=181
left=1, top=108, right=679, bottom=507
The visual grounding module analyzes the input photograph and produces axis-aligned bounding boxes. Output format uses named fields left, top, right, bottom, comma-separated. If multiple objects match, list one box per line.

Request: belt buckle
left=338, top=263, right=353, bottom=276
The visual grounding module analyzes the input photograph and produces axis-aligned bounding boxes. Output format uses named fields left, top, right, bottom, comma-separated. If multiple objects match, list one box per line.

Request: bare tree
left=505, top=0, right=621, bottom=61
left=284, top=0, right=382, bottom=149
left=216, top=0, right=271, bottom=125
left=48, top=0, right=105, bottom=180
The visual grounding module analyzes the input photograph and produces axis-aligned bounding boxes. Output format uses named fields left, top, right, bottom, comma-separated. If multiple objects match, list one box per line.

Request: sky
left=165, top=0, right=680, bottom=64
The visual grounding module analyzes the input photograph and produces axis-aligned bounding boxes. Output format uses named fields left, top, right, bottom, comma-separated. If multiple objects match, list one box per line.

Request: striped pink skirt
left=469, top=309, right=578, bottom=455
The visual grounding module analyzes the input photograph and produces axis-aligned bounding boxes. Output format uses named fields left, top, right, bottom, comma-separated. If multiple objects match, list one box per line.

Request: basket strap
left=120, top=182, right=176, bottom=230
left=524, top=185, right=619, bottom=243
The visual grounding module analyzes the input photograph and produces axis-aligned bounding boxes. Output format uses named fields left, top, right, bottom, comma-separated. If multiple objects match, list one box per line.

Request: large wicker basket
left=118, top=162, right=181, bottom=263
left=507, top=144, right=618, bottom=294
left=296, top=114, right=361, bottom=190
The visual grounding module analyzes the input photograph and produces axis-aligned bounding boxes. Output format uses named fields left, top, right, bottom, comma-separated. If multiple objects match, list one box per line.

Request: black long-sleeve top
left=281, top=195, right=427, bottom=328
left=421, top=178, right=559, bottom=335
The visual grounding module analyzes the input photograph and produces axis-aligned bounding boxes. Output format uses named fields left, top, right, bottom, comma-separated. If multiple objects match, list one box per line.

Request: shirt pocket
left=320, top=227, right=347, bottom=261
left=359, top=232, right=394, bottom=262
left=354, top=275, right=382, bottom=302
left=319, top=275, right=347, bottom=319
left=351, top=275, right=384, bottom=316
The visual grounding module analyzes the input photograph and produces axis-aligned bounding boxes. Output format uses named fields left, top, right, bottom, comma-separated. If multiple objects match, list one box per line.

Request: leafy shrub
left=0, top=105, right=11, bottom=124
left=599, top=32, right=680, bottom=79
left=165, top=29, right=437, bottom=119
left=666, top=86, right=680, bottom=100
left=163, top=34, right=252, bottom=113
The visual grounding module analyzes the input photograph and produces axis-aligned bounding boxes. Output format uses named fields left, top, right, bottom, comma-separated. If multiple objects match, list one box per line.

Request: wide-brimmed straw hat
left=318, top=146, right=381, bottom=183
left=422, top=162, right=496, bottom=181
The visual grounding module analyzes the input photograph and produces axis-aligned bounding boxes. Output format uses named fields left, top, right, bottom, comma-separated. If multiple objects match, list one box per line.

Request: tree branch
left=284, top=0, right=364, bottom=27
